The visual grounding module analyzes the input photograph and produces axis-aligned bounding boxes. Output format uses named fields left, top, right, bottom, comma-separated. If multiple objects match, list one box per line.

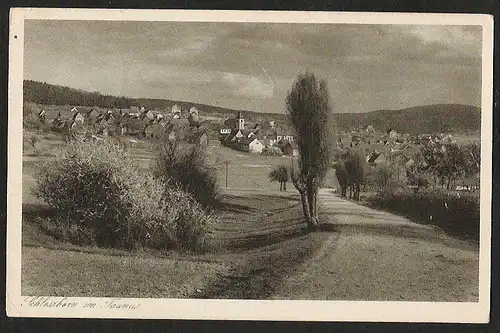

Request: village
left=32, top=103, right=463, bottom=157
left=28, top=101, right=479, bottom=193
left=30, top=104, right=302, bottom=156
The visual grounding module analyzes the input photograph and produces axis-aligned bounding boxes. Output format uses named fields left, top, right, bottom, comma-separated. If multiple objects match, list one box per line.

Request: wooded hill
left=24, top=80, right=481, bottom=134
left=335, top=104, right=481, bottom=135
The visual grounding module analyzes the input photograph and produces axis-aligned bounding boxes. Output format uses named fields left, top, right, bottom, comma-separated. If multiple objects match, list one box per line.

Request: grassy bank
left=366, top=188, right=479, bottom=242
left=22, top=188, right=331, bottom=298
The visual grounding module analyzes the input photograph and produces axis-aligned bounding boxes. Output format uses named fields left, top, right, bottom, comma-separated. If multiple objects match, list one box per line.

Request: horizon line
left=23, top=79, right=481, bottom=115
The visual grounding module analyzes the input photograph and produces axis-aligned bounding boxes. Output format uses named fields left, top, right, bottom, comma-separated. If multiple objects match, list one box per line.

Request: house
left=96, top=117, right=108, bottom=130
left=234, top=137, right=264, bottom=153
left=188, top=112, right=201, bottom=127
left=252, top=123, right=261, bottom=133
left=144, top=110, right=155, bottom=120
left=104, top=112, right=115, bottom=125
left=158, top=118, right=167, bottom=127
left=261, top=129, right=278, bottom=146
left=242, top=129, right=256, bottom=138
left=189, top=107, right=199, bottom=115
left=220, top=128, right=231, bottom=135
left=171, top=104, right=182, bottom=118
left=87, top=109, right=100, bottom=123
left=140, top=110, right=155, bottom=123
left=72, top=111, right=85, bottom=124
left=38, top=109, right=46, bottom=123
left=365, top=125, right=375, bottom=133
left=230, top=129, right=255, bottom=141
left=351, top=135, right=362, bottom=146
left=387, top=128, right=398, bottom=140
left=51, top=111, right=63, bottom=129
left=70, top=107, right=78, bottom=113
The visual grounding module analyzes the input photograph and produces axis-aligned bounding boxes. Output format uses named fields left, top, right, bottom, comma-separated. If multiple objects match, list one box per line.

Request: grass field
left=22, top=185, right=332, bottom=298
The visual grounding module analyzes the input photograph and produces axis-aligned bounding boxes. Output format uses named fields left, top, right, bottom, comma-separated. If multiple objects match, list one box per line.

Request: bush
left=262, top=147, right=283, bottom=156
left=39, top=217, right=97, bottom=246
left=32, top=136, right=215, bottom=251
left=268, top=164, right=290, bottom=191
left=368, top=164, right=396, bottom=190
left=367, top=187, right=479, bottom=241
left=154, top=140, right=220, bottom=209
left=23, top=112, right=42, bottom=131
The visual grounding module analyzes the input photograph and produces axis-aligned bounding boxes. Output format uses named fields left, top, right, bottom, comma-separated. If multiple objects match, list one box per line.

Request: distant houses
left=219, top=111, right=296, bottom=155
left=26, top=104, right=215, bottom=146
left=232, top=137, right=265, bottom=153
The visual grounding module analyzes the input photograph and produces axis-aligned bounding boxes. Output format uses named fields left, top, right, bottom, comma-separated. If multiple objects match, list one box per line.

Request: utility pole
left=225, top=161, right=228, bottom=187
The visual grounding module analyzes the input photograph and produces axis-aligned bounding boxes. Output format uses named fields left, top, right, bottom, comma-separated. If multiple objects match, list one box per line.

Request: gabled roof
left=72, top=112, right=84, bottom=120
left=239, top=137, right=261, bottom=145
left=240, top=129, right=256, bottom=136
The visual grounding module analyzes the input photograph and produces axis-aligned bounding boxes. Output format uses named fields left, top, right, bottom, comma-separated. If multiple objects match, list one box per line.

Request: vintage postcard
left=7, top=8, right=493, bottom=322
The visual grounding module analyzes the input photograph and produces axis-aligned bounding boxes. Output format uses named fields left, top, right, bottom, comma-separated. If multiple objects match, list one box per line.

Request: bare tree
left=286, top=72, right=334, bottom=229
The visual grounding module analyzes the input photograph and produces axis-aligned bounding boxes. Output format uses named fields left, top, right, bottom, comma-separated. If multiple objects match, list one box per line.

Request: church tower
left=237, top=111, right=244, bottom=130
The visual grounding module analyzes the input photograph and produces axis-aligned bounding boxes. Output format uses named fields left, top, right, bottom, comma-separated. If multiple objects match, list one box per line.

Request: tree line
left=24, top=80, right=132, bottom=109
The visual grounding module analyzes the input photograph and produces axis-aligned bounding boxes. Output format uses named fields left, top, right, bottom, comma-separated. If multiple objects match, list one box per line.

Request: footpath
left=271, top=189, right=479, bottom=301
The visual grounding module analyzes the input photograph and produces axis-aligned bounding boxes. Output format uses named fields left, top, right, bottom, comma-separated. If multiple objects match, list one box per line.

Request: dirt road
left=272, top=189, right=479, bottom=301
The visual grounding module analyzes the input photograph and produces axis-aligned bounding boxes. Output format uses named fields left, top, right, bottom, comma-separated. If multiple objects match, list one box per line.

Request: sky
left=24, top=20, right=482, bottom=113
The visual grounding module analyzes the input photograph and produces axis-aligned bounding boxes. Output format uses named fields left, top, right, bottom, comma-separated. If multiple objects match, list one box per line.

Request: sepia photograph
left=7, top=9, right=492, bottom=321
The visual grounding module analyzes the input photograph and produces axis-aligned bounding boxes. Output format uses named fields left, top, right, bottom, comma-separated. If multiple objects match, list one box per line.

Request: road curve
left=272, top=189, right=479, bottom=301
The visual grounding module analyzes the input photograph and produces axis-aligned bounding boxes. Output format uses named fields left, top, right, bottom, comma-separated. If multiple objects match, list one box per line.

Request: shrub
left=23, top=112, right=42, bottom=131
left=367, top=187, right=479, bottom=241
left=369, top=164, right=396, bottom=190
left=268, top=164, right=290, bottom=191
left=154, top=140, right=220, bottom=209
left=38, top=217, right=97, bottom=246
left=262, top=147, right=283, bottom=156
left=32, top=136, right=215, bottom=251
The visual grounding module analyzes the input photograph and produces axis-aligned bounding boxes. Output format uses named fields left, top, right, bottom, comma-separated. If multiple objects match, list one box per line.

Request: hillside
left=23, top=80, right=481, bottom=134
left=335, top=104, right=481, bottom=134
left=23, top=80, right=289, bottom=124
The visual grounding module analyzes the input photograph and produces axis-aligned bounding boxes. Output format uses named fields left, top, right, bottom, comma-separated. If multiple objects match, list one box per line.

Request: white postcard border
left=6, top=8, right=494, bottom=322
